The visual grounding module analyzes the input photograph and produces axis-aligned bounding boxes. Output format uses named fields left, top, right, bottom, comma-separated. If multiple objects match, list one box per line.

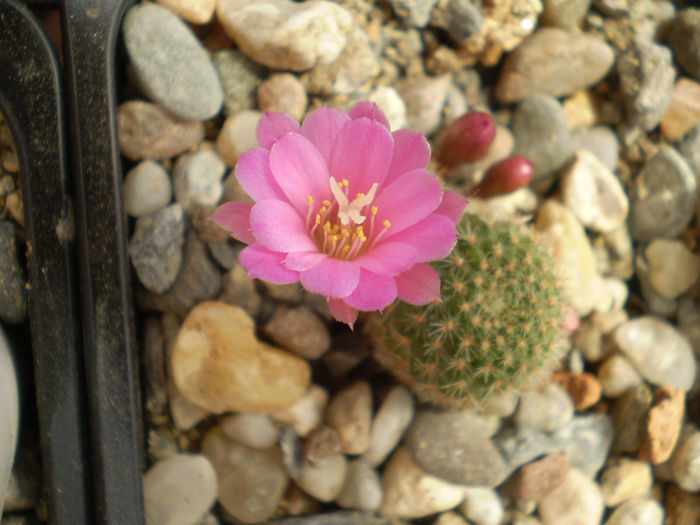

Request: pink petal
left=395, top=263, right=441, bottom=305
left=329, top=118, right=394, bottom=197
left=269, top=134, right=331, bottom=214
left=344, top=270, right=397, bottom=311
left=300, top=258, right=361, bottom=298
left=239, top=245, right=300, bottom=284
left=349, top=101, right=390, bottom=129
left=249, top=200, right=317, bottom=253
left=353, top=242, right=417, bottom=276
left=257, top=112, right=301, bottom=149
left=211, top=201, right=255, bottom=244
left=235, top=148, right=285, bottom=201
left=385, top=214, right=457, bottom=262
left=327, top=298, right=358, bottom=328
left=434, top=190, right=468, bottom=222
left=301, top=107, right=351, bottom=165
left=371, top=168, right=442, bottom=236
left=384, top=129, right=431, bottom=186
left=283, top=252, right=326, bottom=271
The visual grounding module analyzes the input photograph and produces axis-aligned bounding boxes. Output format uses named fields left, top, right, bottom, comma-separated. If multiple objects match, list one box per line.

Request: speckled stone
left=212, top=50, right=264, bottom=116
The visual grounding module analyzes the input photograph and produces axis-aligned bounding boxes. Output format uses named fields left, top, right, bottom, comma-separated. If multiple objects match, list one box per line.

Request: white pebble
left=173, top=149, right=226, bottom=214
left=336, top=458, right=383, bottom=511
left=123, top=161, right=172, bottom=217
left=362, top=386, right=415, bottom=467
left=645, top=238, right=700, bottom=299
left=370, top=86, right=407, bottom=130
left=296, top=453, right=348, bottom=502
left=460, top=487, right=504, bottom=525
left=598, top=354, right=644, bottom=398
left=271, top=384, right=328, bottom=437
left=220, top=413, right=280, bottom=449
left=216, top=110, right=262, bottom=167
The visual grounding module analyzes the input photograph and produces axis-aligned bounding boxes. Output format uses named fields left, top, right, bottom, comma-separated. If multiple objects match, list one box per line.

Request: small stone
left=667, top=9, right=700, bottom=81
left=272, top=385, right=328, bottom=437
left=0, top=222, right=27, bottom=324
left=601, top=457, right=654, bottom=508
left=202, top=427, right=288, bottom=523
left=220, top=413, right=280, bottom=450
left=143, top=454, right=218, bottom=525
left=538, top=468, right=604, bottom=525
left=515, top=383, right=574, bottom=432
left=460, top=487, right=504, bottom=525
left=336, top=459, right=383, bottom=512
left=575, top=309, right=628, bottom=362
left=117, top=100, right=205, bottom=161
left=613, top=316, right=696, bottom=391
left=263, top=306, right=330, bottom=360
left=550, top=413, right=614, bottom=478
left=369, top=86, right=408, bottom=131
left=215, top=110, right=262, bottom=167
left=571, top=125, right=620, bottom=173
left=431, top=0, right=484, bottom=42
left=212, top=50, right=264, bottom=116
left=123, top=161, right=172, bottom=218
left=511, top=95, right=573, bottom=181
left=495, top=425, right=560, bottom=474
left=678, top=121, right=700, bottom=176
left=541, top=0, right=592, bottom=31
left=645, top=239, right=700, bottom=299
left=629, top=145, right=697, bottom=241
left=434, top=512, right=469, bottom=525
left=304, top=425, right=342, bottom=465
left=387, top=0, right=440, bottom=27
left=661, top=78, right=700, bottom=141
left=296, top=453, right=348, bottom=503
left=172, top=149, right=226, bottom=215
left=171, top=301, right=310, bottom=413
left=258, top=73, right=307, bottom=122
left=156, top=0, right=215, bottom=24
left=123, top=3, right=223, bottom=121
left=219, top=265, right=262, bottom=316
left=496, top=28, right=614, bottom=103
left=325, top=381, right=372, bottom=455
left=553, top=371, right=602, bottom=411
left=613, top=384, right=654, bottom=453
left=379, top=446, right=465, bottom=519
left=0, top=148, right=18, bottom=173
left=560, top=150, right=628, bottom=233
left=604, top=499, right=665, bottom=525
left=362, top=386, right=415, bottom=468
left=217, top=0, right=353, bottom=71
left=598, top=354, right=644, bottom=398
left=617, top=38, right=675, bottom=131
left=510, top=454, right=570, bottom=502
left=5, top=191, right=23, bottom=227
left=396, top=74, right=451, bottom=135
left=671, top=424, right=700, bottom=491
left=128, top=204, right=185, bottom=294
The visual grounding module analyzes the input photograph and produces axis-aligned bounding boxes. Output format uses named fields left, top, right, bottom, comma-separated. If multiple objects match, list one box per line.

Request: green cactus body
left=370, top=213, right=565, bottom=408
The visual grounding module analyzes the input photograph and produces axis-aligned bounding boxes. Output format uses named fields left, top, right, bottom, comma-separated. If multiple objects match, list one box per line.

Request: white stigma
left=329, top=176, right=378, bottom=226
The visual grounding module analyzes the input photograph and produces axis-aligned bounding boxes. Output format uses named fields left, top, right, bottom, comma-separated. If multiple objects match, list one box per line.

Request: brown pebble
left=304, top=425, right=342, bottom=466
left=660, top=78, right=700, bottom=142
left=263, top=305, right=331, bottom=360
left=554, top=371, right=602, bottom=411
left=665, top=484, right=700, bottom=525
left=639, top=386, right=685, bottom=464
left=325, top=381, right=372, bottom=455
left=510, top=453, right=570, bottom=502
left=258, top=73, right=308, bottom=122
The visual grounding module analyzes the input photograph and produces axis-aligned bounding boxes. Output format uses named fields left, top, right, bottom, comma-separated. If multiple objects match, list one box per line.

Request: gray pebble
left=550, top=413, right=614, bottom=478
left=0, top=221, right=26, bottom=324
left=430, top=0, right=483, bottom=41
left=336, top=459, right=382, bottom=511
left=629, top=145, right=697, bottom=241
left=634, top=251, right=678, bottom=317
left=494, top=425, right=560, bottom=473
left=515, top=383, right=574, bottom=432
left=387, top=0, right=440, bottom=27
left=511, top=94, right=573, bottom=181
left=173, top=149, right=226, bottom=215
left=396, top=74, right=451, bottom=135
left=128, top=204, right=185, bottom=294
left=667, top=8, right=700, bottom=81
left=123, top=160, right=172, bottom=218
left=212, top=50, right=264, bottom=116
left=571, top=125, right=620, bottom=172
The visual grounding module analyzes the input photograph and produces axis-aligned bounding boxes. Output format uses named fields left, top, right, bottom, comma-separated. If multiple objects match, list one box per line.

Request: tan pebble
left=1, top=148, right=19, bottom=173
left=215, top=110, right=262, bottom=167
left=639, top=386, right=685, bottom=464
left=171, top=301, right=310, bottom=414
left=156, top=0, right=215, bottom=24
left=326, top=381, right=372, bottom=455
left=263, top=305, right=330, bottom=360
left=272, top=384, right=328, bottom=437
left=303, top=425, right=342, bottom=465
left=600, top=457, right=653, bottom=507
left=6, top=190, right=23, bottom=227
left=510, top=453, right=570, bottom=502
left=554, top=371, right=602, bottom=411
left=258, top=73, right=308, bottom=122
left=661, top=78, right=700, bottom=142
left=563, top=91, right=598, bottom=130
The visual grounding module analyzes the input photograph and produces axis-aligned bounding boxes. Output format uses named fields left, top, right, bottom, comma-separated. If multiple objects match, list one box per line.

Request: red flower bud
left=475, top=155, right=534, bottom=197
left=435, top=111, right=496, bottom=168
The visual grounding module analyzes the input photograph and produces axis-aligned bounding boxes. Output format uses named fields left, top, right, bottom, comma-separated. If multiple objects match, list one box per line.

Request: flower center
left=305, top=177, right=391, bottom=260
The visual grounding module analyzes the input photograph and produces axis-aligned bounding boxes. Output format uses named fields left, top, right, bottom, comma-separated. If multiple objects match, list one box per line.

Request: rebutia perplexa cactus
left=369, top=213, right=565, bottom=408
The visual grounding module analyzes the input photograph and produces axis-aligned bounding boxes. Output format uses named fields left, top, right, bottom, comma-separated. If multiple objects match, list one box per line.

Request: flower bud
left=476, top=155, right=534, bottom=197
left=435, top=111, right=496, bottom=168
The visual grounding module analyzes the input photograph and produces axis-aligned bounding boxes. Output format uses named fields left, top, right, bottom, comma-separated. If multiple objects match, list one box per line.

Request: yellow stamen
left=342, top=245, right=350, bottom=254
left=341, top=228, right=349, bottom=237
left=319, top=206, right=327, bottom=215
left=342, top=179, right=349, bottom=187
left=356, top=192, right=365, bottom=199
left=306, top=195, right=314, bottom=205
left=322, top=200, right=331, bottom=207
left=383, top=220, right=391, bottom=228
left=323, top=222, right=331, bottom=232
left=371, top=206, right=378, bottom=215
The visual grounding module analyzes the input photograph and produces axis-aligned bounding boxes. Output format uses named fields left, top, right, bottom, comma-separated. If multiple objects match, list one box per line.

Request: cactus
left=369, top=213, right=565, bottom=408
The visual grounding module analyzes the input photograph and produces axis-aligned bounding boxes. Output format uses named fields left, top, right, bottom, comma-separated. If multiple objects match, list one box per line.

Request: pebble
left=617, top=38, right=675, bottom=131
left=571, top=125, right=620, bottom=172
left=369, top=86, right=408, bottom=131
left=575, top=309, right=628, bottom=362
left=325, top=381, right=372, bottom=455
left=215, top=110, right=262, bottom=167
left=202, top=427, right=288, bottom=523
left=604, top=499, right=665, bottom=525
left=304, top=425, right=342, bottom=466
left=128, top=204, right=185, bottom=294
left=117, top=101, right=205, bottom=160
left=362, top=386, right=415, bottom=467
left=5, top=191, right=23, bottom=227
left=510, top=95, right=573, bottom=181
left=0, top=221, right=27, bottom=324
left=155, top=0, right=215, bottom=24
left=212, top=50, right=264, bottom=116
left=258, top=73, right=307, bottom=122
left=553, top=371, right=602, bottom=411
left=661, top=78, right=700, bottom=141
left=431, top=0, right=484, bottom=42
left=263, top=306, right=330, bottom=360
left=538, top=468, right=604, bottom=525
left=671, top=424, right=700, bottom=491
left=598, top=354, right=644, bottom=398
left=515, top=383, right=574, bottom=432
left=219, top=264, right=262, bottom=317
left=170, top=301, right=310, bottom=413
left=496, top=28, right=614, bottom=103
left=405, top=409, right=507, bottom=487
left=296, top=453, right=348, bottom=503
left=217, top=0, right=353, bottom=71
left=220, top=413, right=280, bottom=449
left=613, top=316, right=696, bottom=391
left=460, top=487, right=504, bottom=525
left=540, top=0, right=591, bottom=31
left=173, top=149, right=226, bottom=215
left=551, top=413, right=614, bottom=478
left=272, top=384, right=328, bottom=437
left=635, top=254, right=678, bottom=317
left=268, top=512, right=400, bottom=525
left=434, top=512, right=469, bottom=525
left=379, top=446, right=466, bottom=519
left=678, top=121, right=700, bottom=175
left=336, top=459, right=382, bottom=512
left=560, top=150, right=629, bottom=233
left=510, top=453, right=570, bottom=502
left=123, top=161, right=172, bottom=218
left=613, top=384, right=653, bottom=453
left=396, top=74, right=451, bottom=135
left=123, top=3, right=223, bottom=121
left=600, top=457, right=653, bottom=507
left=645, top=239, right=700, bottom=299
left=143, top=454, right=217, bottom=525
left=629, top=145, right=697, bottom=241
left=667, top=9, right=700, bottom=81
left=387, top=0, right=440, bottom=27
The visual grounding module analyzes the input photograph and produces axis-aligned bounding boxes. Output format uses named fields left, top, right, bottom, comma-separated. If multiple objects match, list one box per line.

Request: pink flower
left=212, top=102, right=467, bottom=327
